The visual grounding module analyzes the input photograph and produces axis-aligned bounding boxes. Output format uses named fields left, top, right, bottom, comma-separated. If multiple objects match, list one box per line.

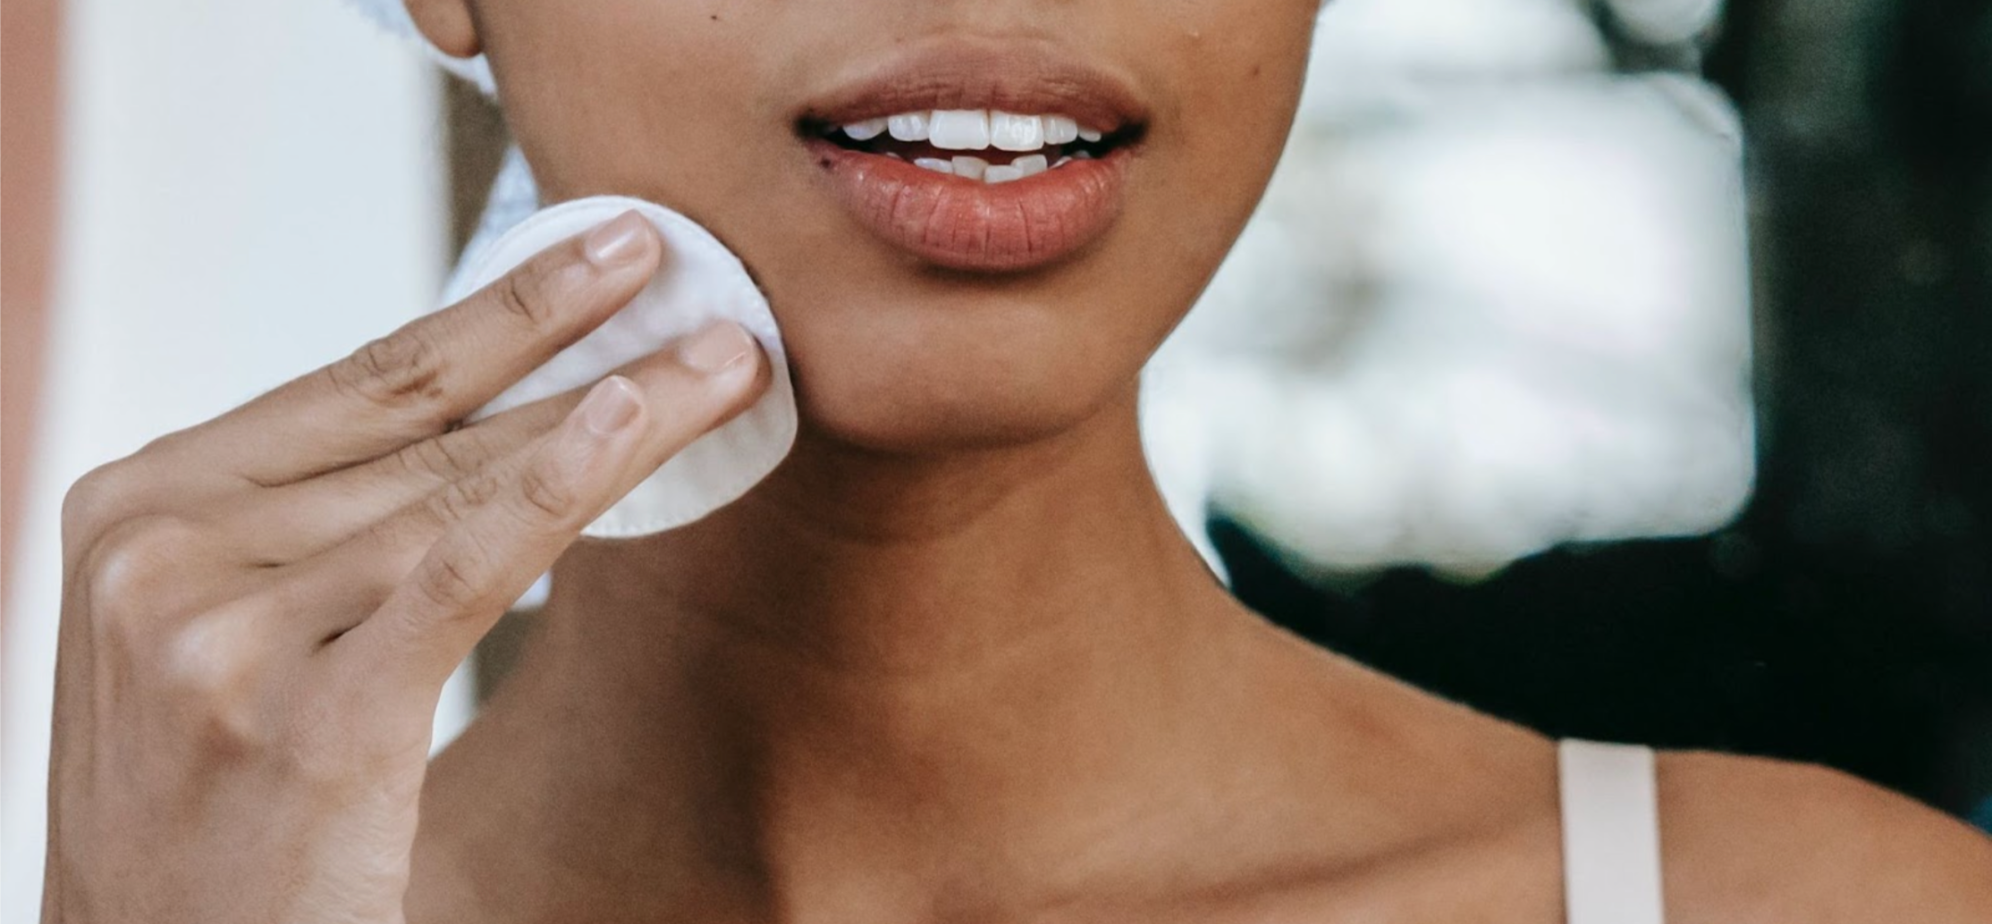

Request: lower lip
left=805, top=138, right=1132, bottom=273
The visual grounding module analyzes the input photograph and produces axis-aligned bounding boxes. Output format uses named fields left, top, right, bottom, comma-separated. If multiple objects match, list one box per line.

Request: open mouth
left=793, top=41, right=1151, bottom=271
left=803, top=110, right=1141, bottom=184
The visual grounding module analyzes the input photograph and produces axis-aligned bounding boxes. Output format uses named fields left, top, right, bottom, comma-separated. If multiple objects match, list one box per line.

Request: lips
left=795, top=42, right=1149, bottom=273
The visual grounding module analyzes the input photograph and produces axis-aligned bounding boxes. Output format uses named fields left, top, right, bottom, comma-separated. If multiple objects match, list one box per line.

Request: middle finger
left=208, top=343, right=705, bottom=564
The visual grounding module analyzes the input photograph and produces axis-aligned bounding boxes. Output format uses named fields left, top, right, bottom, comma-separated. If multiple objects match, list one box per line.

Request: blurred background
left=3, top=0, right=1988, bottom=915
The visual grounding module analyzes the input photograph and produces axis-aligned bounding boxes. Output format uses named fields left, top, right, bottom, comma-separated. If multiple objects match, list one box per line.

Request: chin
left=774, top=288, right=1138, bottom=455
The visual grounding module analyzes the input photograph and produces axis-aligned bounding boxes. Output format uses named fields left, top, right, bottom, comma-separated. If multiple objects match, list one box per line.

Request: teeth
left=989, top=112, right=1044, bottom=152
left=838, top=108, right=1114, bottom=184
left=840, top=109, right=1112, bottom=153
left=887, top=112, right=930, bottom=142
left=928, top=110, right=991, bottom=150
left=904, top=153, right=1060, bottom=185
left=842, top=118, right=887, bottom=141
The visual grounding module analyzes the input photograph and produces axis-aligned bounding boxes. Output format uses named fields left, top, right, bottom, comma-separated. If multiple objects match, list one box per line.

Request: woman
left=41, top=1, right=1992, bottom=921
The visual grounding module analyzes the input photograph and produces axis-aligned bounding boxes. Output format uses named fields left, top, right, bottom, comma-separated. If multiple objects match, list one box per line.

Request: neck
left=572, top=385, right=1223, bottom=679
left=419, top=389, right=1279, bottom=921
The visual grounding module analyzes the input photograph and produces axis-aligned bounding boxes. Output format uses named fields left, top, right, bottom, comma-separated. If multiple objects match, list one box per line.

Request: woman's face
left=422, top=0, right=1319, bottom=452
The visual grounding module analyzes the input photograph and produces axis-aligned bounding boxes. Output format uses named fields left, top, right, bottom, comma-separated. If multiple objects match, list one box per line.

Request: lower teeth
left=906, top=151, right=1070, bottom=184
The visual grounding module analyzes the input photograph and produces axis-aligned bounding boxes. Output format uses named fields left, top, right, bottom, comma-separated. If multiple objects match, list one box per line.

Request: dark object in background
left=1225, top=0, right=1992, bottom=824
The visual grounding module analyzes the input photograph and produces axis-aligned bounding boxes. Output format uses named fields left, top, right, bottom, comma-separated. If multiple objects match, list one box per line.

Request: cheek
left=1149, top=1, right=1318, bottom=208
left=1065, top=0, right=1315, bottom=309
left=486, top=13, right=769, bottom=200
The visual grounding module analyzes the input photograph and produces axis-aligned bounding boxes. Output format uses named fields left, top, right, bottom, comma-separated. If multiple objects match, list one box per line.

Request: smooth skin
left=43, top=1, right=1992, bottom=922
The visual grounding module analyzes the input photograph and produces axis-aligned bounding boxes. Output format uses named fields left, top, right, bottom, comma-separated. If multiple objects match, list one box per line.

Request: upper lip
left=793, top=37, right=1151, bottom=135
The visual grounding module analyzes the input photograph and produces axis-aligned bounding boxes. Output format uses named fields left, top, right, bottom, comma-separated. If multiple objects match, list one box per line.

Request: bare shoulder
left=1658, top=750, right=1992, bottom=923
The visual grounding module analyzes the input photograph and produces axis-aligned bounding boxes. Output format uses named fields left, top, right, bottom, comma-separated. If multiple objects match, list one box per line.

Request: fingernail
left=678, top=321, right=756, bottom=374
left=583, top=211, right=649, bottom=267
left=578, top=376, right=641, bottom=435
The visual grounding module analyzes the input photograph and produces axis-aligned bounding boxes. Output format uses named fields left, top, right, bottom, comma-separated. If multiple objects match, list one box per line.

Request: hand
left=40, top=211, right=769, bottom=924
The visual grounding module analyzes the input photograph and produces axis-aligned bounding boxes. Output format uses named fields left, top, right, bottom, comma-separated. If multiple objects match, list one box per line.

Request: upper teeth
left=844, top=111, right=1100, bottom=151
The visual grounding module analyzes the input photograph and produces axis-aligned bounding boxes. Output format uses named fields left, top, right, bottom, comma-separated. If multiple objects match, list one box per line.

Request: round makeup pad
left=441, top=195, right=797, bottom=538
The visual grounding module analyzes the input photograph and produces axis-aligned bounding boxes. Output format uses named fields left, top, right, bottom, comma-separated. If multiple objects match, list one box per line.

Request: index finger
left=191, top=210, right=663, bottom=488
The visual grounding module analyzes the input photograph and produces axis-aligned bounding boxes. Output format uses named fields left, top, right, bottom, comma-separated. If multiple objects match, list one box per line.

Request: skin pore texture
left=392, top=2, right=1992, bottom=922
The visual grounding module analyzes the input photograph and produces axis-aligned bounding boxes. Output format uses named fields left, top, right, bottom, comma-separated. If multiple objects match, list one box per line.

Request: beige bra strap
left=1558, top=739, right=1666, bottom=924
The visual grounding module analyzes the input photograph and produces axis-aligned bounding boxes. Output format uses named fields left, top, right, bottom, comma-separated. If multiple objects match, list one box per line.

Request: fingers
left=326, top=321, right=768, bottom=690
left=223, top=322, right=768, bottom=563
left=186, top=211, right=665, bottom=488
left=213, top=387, right=580, bottom=565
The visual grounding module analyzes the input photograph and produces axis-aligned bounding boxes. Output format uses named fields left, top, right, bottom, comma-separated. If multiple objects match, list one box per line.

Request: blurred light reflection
left=1147, top=5, right=1753, bottom=575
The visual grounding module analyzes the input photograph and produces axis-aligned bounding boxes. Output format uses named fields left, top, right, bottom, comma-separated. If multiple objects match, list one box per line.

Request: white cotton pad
left=440, top=195, right=797, bottom=538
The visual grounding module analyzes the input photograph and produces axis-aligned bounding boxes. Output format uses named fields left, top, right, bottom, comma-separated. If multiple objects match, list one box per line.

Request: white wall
left=3, top=1, right=461, bottom=913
